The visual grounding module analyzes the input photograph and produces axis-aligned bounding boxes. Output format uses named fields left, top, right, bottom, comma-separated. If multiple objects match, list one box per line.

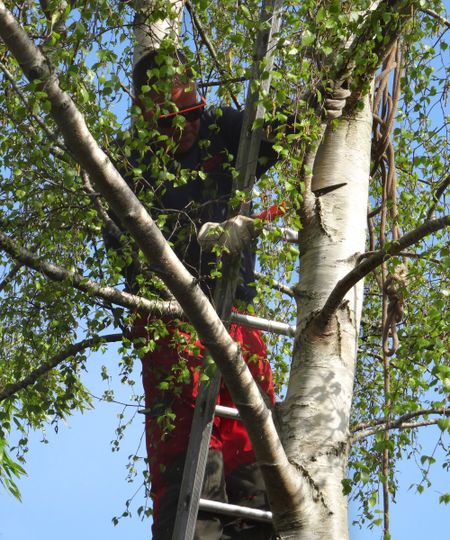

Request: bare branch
left=351, top=407, right=450, bottom=442
left=0, top=228, right=183, bottom=317
left=314, top=215, right=450, bottom=330
left=0, top=333, right=123, bottom=403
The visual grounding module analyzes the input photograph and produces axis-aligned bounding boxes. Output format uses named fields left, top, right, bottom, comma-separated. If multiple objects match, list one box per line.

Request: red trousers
left=134, top=315, right=275, bottom=534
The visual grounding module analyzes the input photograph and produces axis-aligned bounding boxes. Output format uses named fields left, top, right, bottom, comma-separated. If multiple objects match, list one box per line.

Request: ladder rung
left=139, top=405, right=241, bottom=419
left=214, top=405, right=240, bottom=420
left=198, top=498, right=273, bottom=523
left=229, top=312, right=295, bottom=337
left=264, top=224, right=298, bottom=243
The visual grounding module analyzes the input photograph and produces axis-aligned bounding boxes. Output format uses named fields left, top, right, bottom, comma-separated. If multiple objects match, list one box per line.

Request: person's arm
left=217, top=106, right=279, bottom=177
left=217, top=84, right=350, bottom=176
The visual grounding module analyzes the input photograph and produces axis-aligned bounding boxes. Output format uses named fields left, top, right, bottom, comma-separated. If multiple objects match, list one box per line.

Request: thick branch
left=352, top=407, right=450, bottom=441
left=0, top=3, right=297, bottom=503
left=314, top=215, right=450, bottom=329
left=0, top=231, right=289, bottom=334
left=0, top=229, right=183, bottom=317
left=0, top=333, right=123, bottom=403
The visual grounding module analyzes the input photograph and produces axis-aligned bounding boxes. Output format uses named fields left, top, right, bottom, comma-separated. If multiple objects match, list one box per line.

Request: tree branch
left=427, top=173, right=450, bottom=220
left=335, top=0, right=418, bottom=88
left=351, top=407, right=450, bottom=442
left=185, top=0, right=241, bottom=109
left=420, top=7, right=450, bottom=29
left=0, top=229, right=183, bottom=317
left=0, top=333, right=123, bottom=403
left=0, top=59, right=67, bottom=157
left=254, top=271, right=295, bottom=298
left=0, top=2, right=298, bottom=505
left=314, top=215, right=450, bottom=330
left=0, top=262, right=22, bottom=292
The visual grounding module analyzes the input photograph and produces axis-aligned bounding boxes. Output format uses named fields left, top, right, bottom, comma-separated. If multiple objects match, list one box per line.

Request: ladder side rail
left=172, top=2, right=283, bottom=538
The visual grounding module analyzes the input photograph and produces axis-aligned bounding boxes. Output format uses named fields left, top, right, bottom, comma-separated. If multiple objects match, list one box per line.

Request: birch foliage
left=0, top=0, right=449, bottom=537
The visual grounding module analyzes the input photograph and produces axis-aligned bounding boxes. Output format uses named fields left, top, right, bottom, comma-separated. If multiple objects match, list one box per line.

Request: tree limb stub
left=0, top=2, right=299, bottom=505
left=0, top=333, right=123, bottom=403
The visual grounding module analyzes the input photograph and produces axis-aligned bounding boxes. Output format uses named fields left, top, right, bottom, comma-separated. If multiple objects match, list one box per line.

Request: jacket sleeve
left=217, top=106, right=281, bottom=178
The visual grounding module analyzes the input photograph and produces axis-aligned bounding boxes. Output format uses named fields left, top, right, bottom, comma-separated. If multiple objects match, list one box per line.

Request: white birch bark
left=1, top=2, right=430, bottom=538
left=275, top=95, right=373, bottom=539
left=132, top=0, right=185, bottom=64
left=0, top=0, right=302, bottom=516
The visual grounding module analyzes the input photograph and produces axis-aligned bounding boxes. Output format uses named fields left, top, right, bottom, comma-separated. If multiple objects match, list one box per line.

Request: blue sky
left=0, top=343, right=448, bottom=539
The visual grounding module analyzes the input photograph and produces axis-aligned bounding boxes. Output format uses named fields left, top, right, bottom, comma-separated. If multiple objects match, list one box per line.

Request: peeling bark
left=277, top=95, right=373, bottom=538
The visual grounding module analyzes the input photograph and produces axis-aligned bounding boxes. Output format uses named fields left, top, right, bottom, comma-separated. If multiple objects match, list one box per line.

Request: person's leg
left=153, top=449, right=227, bottom=540
left=222, top=462, right=274, bottom=540
left=219, top=318, right=276, bottom=539
left=194, top=449, right=227, bottom=540
left=134, top=319, right=225, bottom=539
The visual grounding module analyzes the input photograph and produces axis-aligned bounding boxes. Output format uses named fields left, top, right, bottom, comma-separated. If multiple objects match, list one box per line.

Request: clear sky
left=0, top=344, right=448, bottom=539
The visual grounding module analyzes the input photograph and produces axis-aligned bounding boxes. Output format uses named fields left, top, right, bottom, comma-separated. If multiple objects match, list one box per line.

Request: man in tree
left=111, top=49, right=348, bottom=539
left=121, top=48, right=278, bottom=540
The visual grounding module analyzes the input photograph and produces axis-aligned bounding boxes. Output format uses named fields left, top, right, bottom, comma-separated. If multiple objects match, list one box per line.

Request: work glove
left=324, top=85, right=351, bottom=119
left=197, top=215, right=256, bottom=257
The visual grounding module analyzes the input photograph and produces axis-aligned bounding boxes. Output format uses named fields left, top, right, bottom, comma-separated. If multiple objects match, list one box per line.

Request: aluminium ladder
left=171, top=1, right=284, bottom=538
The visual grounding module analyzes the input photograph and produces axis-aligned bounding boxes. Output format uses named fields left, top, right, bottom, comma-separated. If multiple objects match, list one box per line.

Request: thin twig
left=0, top=333, right=123, bottom=402
left=254, top=270, right=295, bottom=297
left=0, top=60, right=67, bottom=156
left=420, top=8, right=450, bottom=29
left=0, top=262, right=22, bottom=292
left=352, top=407, right=450, bottom=442
left=427, top=174, right=450, bottom=220
left=185, top=0, right=241, bottom=109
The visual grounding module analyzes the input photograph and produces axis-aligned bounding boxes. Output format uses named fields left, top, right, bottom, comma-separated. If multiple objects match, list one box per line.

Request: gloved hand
left=324, top=85, right=351, bottom=119
left=197, top=215, right=256, bottom=257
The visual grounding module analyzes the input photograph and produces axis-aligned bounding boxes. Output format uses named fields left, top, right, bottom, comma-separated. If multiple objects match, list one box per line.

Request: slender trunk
left=132, top=0, right=184, bottom=63
left=276, top=94, right=373, bottom=539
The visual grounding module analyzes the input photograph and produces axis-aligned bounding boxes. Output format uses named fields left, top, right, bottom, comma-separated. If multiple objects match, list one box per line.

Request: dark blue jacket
left=112, top=106, right=278, bottom=304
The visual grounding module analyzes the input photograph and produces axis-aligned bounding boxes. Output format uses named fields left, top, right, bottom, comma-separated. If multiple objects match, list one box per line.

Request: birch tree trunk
left=133, top=0, right=184, bottom=64
left=275, top=95, right=373, bottom=539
